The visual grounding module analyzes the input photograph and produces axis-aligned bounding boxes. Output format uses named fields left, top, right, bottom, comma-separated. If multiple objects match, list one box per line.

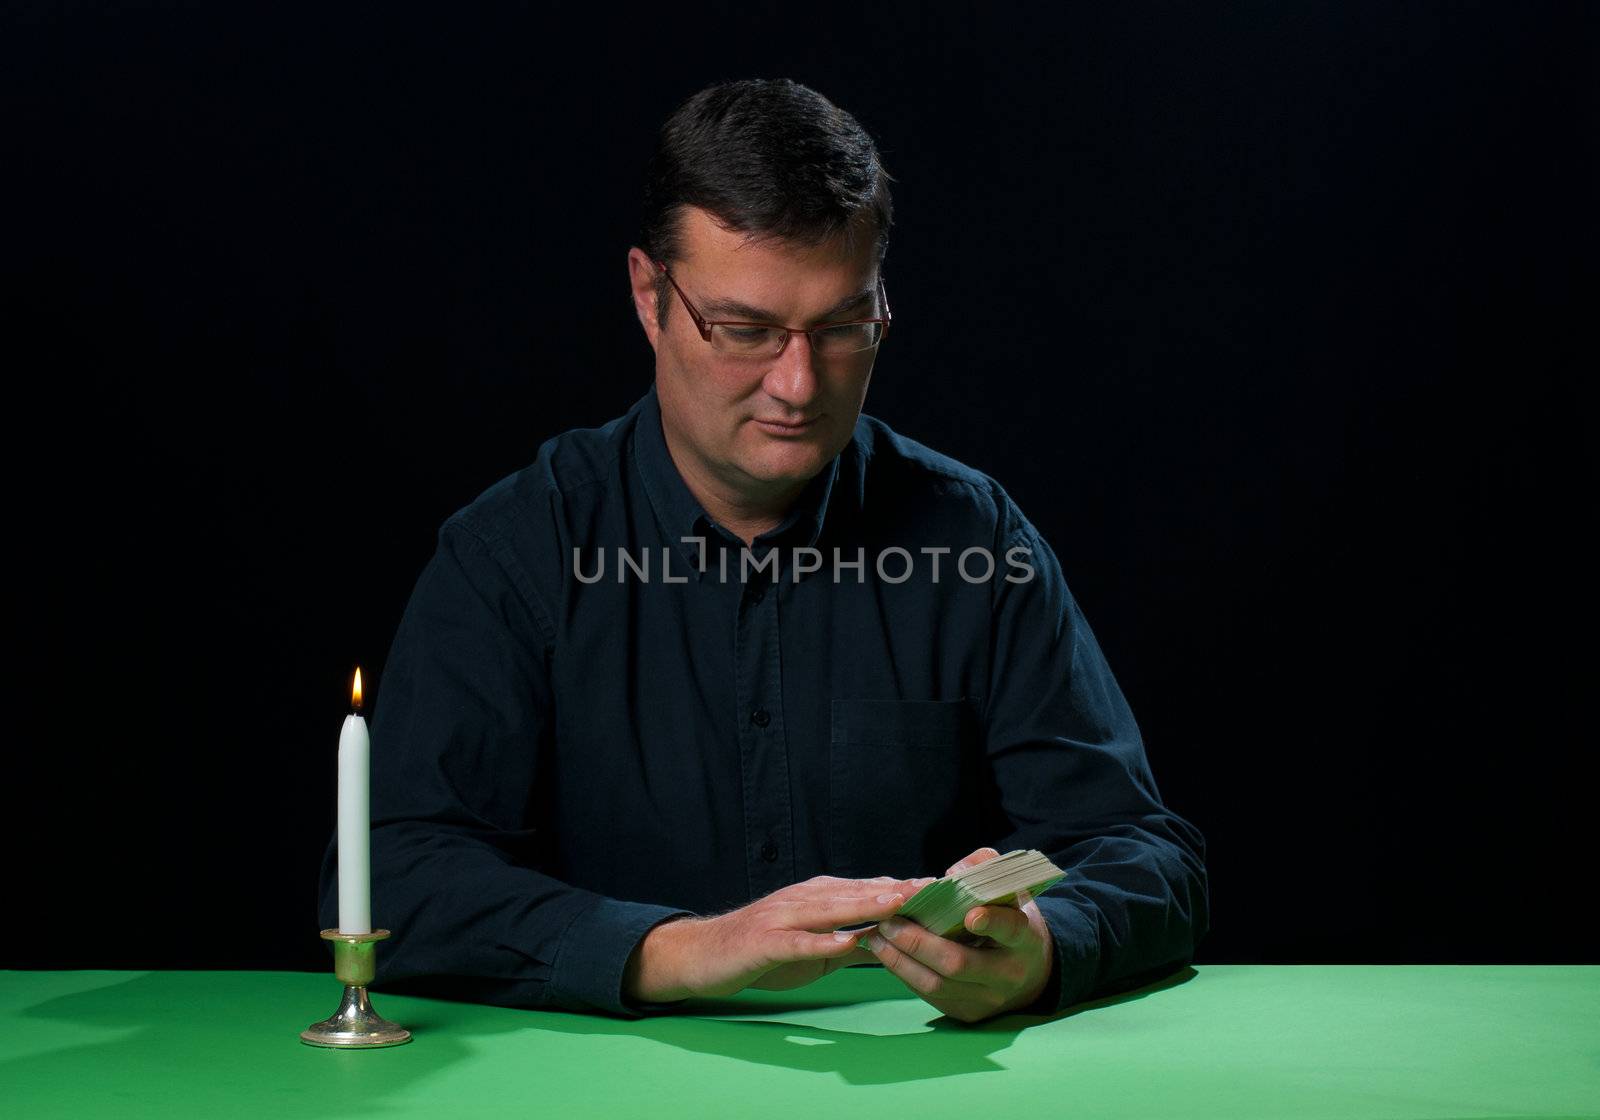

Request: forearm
left=983, top=510, right=1210, bottom=1013
left=317, top=821, right=695, bottom=1016
left=1026, top=818, right=1210, bottom=1011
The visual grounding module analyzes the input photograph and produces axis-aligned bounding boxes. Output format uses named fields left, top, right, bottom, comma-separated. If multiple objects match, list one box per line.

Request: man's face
left=629, top=206, right=883, bottom=503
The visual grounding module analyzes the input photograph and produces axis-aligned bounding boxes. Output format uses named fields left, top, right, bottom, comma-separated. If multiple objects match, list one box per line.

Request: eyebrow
left=698, top=285, right=877, bottom=323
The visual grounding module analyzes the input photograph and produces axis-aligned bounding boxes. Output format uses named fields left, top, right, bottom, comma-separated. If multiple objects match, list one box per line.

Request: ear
left=627, top=248, right=663, bottom=352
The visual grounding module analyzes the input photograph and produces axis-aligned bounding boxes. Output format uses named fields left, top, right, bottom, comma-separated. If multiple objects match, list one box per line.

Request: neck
left=659, top=425, right=807, bottom=548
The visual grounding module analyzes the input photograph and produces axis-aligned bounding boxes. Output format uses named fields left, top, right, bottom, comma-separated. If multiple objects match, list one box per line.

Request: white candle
left=338, top=667, right=372, bottom=935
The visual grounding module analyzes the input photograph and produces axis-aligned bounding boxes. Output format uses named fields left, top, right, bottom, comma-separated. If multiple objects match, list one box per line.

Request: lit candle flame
left=352, top=667, right=363, bottom=712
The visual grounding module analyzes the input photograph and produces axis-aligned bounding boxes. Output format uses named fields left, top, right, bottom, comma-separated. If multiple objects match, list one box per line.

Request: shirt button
left=760, top=840, right=779, bottom=862
left=750, top=708, right=771, bottom=728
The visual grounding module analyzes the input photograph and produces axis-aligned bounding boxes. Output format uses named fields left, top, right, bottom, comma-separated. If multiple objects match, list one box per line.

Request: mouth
left=752, top=416, right=819, bottom=436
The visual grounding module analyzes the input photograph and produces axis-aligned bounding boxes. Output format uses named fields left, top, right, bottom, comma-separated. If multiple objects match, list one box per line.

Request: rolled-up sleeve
left=983, top=495, right=1210, bottom=1015
left=316, top=513, right=693, bottom=1017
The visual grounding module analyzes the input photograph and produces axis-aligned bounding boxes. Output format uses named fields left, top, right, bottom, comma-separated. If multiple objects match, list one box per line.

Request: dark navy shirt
left=317, top=381, right=1209, bottom=1018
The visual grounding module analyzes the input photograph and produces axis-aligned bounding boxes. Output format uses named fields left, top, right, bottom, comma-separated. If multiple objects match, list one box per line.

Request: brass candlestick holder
left=300, top=929, right=412, bottom=1047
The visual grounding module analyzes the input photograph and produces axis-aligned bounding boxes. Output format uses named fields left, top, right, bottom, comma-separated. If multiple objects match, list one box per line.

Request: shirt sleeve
left=982, top=495, right=1211, bottom=1015
left=316, top=512, right=695, bottom=1017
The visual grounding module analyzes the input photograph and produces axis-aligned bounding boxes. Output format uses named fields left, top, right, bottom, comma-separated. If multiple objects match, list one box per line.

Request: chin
left=745, top=443, right=826, bottom=484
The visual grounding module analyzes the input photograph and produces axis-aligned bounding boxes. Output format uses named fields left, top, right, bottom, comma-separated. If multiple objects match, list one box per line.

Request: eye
left=819, top=323, right=872, bottom=340
left=712, top=325, right=783, bottom=354
left=813, top=322, right=882, bottom=354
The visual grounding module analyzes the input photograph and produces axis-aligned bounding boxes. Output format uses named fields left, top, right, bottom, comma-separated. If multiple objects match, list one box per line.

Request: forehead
left=673, top=205, right=877, bottom=291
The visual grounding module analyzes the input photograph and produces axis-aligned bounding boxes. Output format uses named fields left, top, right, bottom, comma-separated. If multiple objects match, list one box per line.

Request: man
left=318, top=78, right=1208, bottom=1024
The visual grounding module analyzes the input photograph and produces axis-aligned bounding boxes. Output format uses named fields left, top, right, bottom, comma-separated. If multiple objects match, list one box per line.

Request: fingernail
left=834, top=931, right=855, bottom=942
left=971, top=912, right=989, bottom=932
left=866, top=934, right=885, bottom=952
left=879, top=918, right=902, bottom=938
left=876, top=892, right=900, bottom=904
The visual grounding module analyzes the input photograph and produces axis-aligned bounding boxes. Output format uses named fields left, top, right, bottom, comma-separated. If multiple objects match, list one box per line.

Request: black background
left=5, top=3, right=1593, bottom=972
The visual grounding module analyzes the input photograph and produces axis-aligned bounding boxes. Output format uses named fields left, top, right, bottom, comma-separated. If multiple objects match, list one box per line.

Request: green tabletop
left=3, top=965, right=1596, bottom=1118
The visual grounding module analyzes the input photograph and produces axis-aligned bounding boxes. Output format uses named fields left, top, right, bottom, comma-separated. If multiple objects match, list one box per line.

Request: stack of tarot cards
left=859, top=849, right=1068, bottom=946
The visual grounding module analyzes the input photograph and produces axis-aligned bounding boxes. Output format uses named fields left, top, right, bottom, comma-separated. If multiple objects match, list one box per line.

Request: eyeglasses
left=653, top=259, right=891, bottom=359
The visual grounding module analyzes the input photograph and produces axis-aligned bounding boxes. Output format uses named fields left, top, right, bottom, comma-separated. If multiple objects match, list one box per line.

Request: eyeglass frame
left=652, top=258, right=891, bottom=358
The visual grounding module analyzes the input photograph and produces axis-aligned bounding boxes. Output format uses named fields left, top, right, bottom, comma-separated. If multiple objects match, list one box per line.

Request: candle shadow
left=3, top=964, right=1198, bottom=1112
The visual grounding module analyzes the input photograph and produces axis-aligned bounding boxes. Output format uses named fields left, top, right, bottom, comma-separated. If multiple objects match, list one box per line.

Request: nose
left=762, top=331, right=821, bottom=411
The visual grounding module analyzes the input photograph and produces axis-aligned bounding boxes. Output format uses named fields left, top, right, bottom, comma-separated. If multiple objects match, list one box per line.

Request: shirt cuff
left=1027, top=894, right=1101, bottom=1015
left=549, top=896, right=697, bottom=1017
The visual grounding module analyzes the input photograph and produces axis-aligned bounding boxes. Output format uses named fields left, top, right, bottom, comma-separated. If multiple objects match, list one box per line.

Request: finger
left=965, top=904, right=1032, bottom=949
left=813, top=944, right=879, bottom=981
left=810, top=875, right=897, bottom=889
left=779, top=890, right=907, bottom=930
left=842, top=876, right=935, bottom=905
left=864, top=927, right=961, bottom=999
left=824, top=878, right=927, bottom=902
left=813, top=880, right=931, bottom=932
left=864, top=928, right=985, bottom=1004
left=873, top=917, right=988, bottom=983
left=784, top=928, right=886, bottom=960
left=857, top=875, right=935, bottom=892
left=797, top=874, right=906, bottom=894
left=944, top=846, right=1001, bottom=877
left=832, top=944, right=879, bottom=969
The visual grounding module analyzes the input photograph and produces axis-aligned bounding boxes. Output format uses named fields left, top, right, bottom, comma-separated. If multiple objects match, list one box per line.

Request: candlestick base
left=300, top=928, right=412, bottom=1048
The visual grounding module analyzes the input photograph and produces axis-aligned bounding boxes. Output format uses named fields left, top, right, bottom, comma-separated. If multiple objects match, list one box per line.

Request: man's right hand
left=624, top=874, right=934, bottom=1003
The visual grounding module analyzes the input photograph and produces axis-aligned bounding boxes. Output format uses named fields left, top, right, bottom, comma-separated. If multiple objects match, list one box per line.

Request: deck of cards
left=844, top=848, right=1068, bottom=946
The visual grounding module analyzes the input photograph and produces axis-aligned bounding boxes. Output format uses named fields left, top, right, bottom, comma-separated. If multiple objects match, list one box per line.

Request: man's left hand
left=863, top=846, right=1054, bottom=1023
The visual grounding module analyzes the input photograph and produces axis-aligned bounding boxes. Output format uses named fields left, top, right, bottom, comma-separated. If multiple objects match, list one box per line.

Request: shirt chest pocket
left=828, top=697, right=982, bottom=880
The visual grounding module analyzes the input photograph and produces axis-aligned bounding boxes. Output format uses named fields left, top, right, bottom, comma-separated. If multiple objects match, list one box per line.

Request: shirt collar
left=631, top=380, right=843, bottom=581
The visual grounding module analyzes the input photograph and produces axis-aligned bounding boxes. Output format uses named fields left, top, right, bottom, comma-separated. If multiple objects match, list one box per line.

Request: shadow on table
left=522, top=963, right=1201, bottom=1087
left=6, top=965, right=1198, bottom=1107
left=5, top=970, right=524, bottom=1118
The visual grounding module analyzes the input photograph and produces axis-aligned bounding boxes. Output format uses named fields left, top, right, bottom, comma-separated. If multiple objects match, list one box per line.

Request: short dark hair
left=639, top=78, right=895, bottom=330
